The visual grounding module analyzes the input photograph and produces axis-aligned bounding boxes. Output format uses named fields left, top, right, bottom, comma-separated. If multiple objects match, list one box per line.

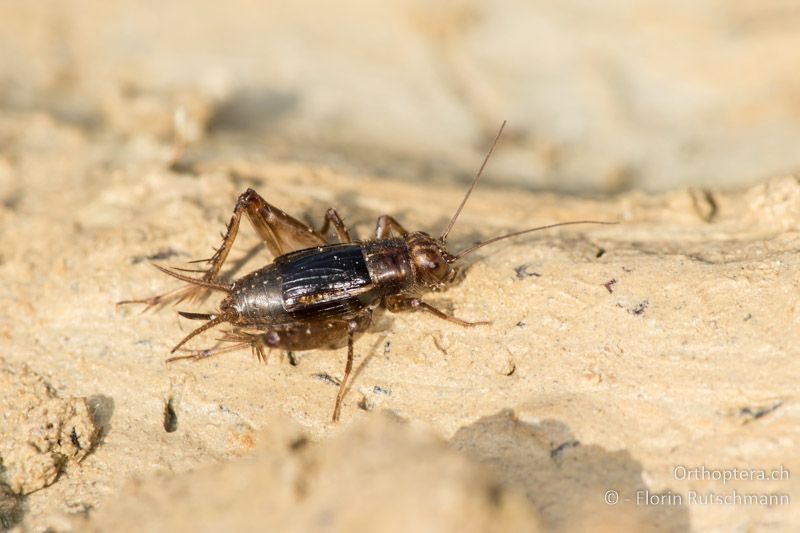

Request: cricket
left=121, top=121, right=613, bottom=422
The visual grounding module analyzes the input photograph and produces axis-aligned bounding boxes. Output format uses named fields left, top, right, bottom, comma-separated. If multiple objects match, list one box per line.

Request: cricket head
left=406, top=231, right=458, bottom=290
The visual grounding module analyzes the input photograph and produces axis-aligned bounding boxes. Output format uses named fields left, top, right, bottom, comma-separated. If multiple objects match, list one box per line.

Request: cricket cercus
left=121, top=122, right=614, bottom=421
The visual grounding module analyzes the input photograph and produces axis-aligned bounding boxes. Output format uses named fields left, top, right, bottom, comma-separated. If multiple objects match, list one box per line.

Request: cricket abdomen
left=227, top=265, right=286, bottom=323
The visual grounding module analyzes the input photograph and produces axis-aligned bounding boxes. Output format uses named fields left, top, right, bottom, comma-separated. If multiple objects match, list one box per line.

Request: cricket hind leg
left=192, top=188, right=329, bottom=281
left=117, top=282, right=205, bottom=311
left=163, top=189, right=340, bottom=300
left=117, top=264, right=231, bottom=311
left=234, top=188, right=330, bottom=257
left=119, top=188, right=331, bottom=309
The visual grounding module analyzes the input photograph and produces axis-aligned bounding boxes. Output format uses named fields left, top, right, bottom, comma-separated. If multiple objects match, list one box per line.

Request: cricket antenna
left=440, top=120, right=506, bottom=243
left=453, top=220, right=618, bottom=260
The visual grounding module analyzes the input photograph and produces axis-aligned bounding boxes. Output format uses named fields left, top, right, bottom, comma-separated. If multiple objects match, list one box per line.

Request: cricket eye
left=420, top=252, right=447, bottom=277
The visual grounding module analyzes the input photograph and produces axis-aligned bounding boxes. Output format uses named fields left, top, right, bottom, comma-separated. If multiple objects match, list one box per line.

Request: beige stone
left=0, top=362, right=99, bottom=496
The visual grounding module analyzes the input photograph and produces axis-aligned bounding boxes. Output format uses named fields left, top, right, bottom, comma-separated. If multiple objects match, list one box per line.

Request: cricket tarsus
left=121, top=121, right=616, bottom=422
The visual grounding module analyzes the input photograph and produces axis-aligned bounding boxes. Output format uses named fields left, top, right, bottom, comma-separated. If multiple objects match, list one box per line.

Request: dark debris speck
left=70, top=427, right=81, bottom=450
left=358, top=396, right=375, bottom=411
left=739, top=401, right=782, bottom=422
left=631, top=300, right=648, bottom=315
left=551, top=440, right=580, bottom=461
left=289, top=436, right=309, bottom=451
left=314, top=373, right=341, bottom=386
left=163, top=398, right=178, bottom=433
left=514, top=263, right=542, bottom=279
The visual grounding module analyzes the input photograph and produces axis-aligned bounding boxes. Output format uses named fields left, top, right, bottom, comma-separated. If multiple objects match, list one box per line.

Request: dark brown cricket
left=121, top=122, right=614, bottom=422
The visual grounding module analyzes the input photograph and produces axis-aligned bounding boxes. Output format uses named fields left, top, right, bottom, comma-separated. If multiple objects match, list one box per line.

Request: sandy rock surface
left=77, top=413, right=541, bottom=533
left=0, top=107, right=798, bottom=531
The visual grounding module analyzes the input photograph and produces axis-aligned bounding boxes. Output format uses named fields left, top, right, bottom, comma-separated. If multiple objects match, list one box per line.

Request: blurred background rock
left=1, top=0, right=798, bottom=192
